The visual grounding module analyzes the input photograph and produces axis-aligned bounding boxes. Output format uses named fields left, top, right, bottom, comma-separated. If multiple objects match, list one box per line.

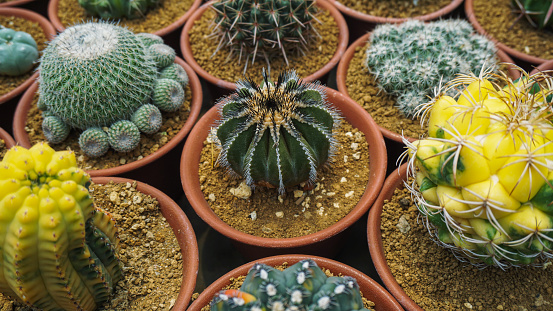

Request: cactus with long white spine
left=0, top=143, right=121, bottom=310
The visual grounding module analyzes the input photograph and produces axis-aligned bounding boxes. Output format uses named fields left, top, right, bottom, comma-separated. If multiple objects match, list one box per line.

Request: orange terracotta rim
left=335, top=32, right=522, bottom=144
left=530, top=59, right=553, bottom=75
left=188, top=254, right=404, bottom=311
left=13, top=57, right=202, bottom=177
left=0, top=7, right=56, bottom=105
left=91, top=176, right=199, bottom=311
left=180, top=0, right=349, bottom=91
left=0, top=127, right=16, bottom=148
left=47, top=0, right=202, bottom=36
left=465, top=0, right=548, bottom=65
left=330, top=0, right=464, bottom=24
left=0, top=0, right=34, bottom=7
left=180, top=87, right=387, bottom=251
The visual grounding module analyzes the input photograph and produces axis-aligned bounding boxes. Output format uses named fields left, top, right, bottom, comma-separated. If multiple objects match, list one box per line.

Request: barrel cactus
left=215, top=69, right=340, bottom=193
left=38, top=22, right=188, bottom=158
left=210, top=0, right=319, bottom=69
left=78, top=0, right=161, bottom=20
left=511, top=0, right=553, bottom=29
left=0, top=142, right=121, bottom=310
left=0, top=26, right=39, bottom=76
left=405, top=68, right=553, bottom=268
left=211, top=259, right=370, bottom=311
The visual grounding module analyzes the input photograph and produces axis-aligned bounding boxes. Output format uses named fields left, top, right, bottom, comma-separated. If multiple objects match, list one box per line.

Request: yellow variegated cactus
left=406, top=68, right=553, bottom=268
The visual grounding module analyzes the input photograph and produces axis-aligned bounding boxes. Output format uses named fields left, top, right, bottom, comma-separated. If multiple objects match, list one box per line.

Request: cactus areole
left=215, top=70, right=341, bottom=193
left=0, top=143, right=121, bottom=310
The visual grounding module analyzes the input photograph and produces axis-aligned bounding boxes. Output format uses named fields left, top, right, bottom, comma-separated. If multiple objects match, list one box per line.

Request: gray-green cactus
left=153, top=78, right=185, bottom=112
left=131, top=104, right=162, bottom=134
left=79, top=127, right=110, bottom=158
left=78, top=0, right=161, bottom=20
left=108, top=120, right=141, bottom=153
left=42, top=115, right=70, bottom=144
left=0, top=26, right=39, bottom=76
left=160, top=63, right=189, bottom=89
left=215, top=69, right=340, bottom=193
left=211, top=259, right=370, bottom=311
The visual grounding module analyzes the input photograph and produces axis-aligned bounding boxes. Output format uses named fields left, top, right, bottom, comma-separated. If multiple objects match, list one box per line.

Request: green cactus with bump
left=0, top=142, right=121, bottom=310
left=0, top=26, right=39, bottom=76
left=215, top=69, right=340, bottom=193
left=78, top=0, right=161, bottom=20
left=512, top=0, right=553, bottom=29
left=211, top=259, right=370, bottom=311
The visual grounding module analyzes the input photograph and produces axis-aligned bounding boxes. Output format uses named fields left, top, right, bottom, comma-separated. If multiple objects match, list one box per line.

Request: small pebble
left=345, top=191, right=354, bottom=198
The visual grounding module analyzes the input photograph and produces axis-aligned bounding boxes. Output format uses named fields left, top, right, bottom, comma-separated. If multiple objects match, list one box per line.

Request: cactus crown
left=365, top=19, right=498, bottom=117
left=0, top=26, right=39, bottom=76
left=404, top=67, right=553, bottom=268
left=210, top=0, right=319, bottom=70
left=0, top=143, right=121, bottom=309
left=511, top=0, right=553, bottom=29
left=211, top=259, right=370, bottom=311
left=215, top=69, right=340, bottom=193
left=78, top=0, right=161, bottom=20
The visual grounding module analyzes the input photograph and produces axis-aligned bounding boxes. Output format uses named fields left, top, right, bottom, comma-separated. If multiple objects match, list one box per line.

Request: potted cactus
left=367, top=68, right=553, bottom=310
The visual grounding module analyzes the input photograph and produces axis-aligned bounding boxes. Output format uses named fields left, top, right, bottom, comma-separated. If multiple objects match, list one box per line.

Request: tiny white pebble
left=120, top=158, right=126, bottom=165
left=464, top=302, right=473, bottom=309
left=294, top=190, right=304, bottom=198
left=208, top=193, right=216, bottom=201
left=132, top=195, right=142, bottom=204
left=343, top=155, right=348, bottom=163
left=250, top=211, right=257, bottom=220
left=345, top=132, right=353, bottom=137
left=333, top=203, right=339, bottom=208
left=345, top=191, right=354, bottom=198
left=353, top=152, right=361, bottom=160
left=137, top=155, right=143, bottom=160
left=326, top=192, right=335, bottom=197
left=316, top=203, right=322, bottom=208
left=340, top=177, right=347, bottom=183
left=351, top=142, right=359, bottom=150
left=278, top=195, right=283, bottom=203
left=275, top=211, right=284, bottom=218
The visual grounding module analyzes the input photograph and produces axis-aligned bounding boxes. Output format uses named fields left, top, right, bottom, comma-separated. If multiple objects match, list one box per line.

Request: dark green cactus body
left=210, top=259, right=370, bottom=311
left=0, top=143, right=121, bottom=310
left=0, top=27, right=39, bottom=76
left=512, top=0, right=553, bottom=29
left=78, top=0, right=160, bottom=19
left=216, top=70, right=340, bottom=193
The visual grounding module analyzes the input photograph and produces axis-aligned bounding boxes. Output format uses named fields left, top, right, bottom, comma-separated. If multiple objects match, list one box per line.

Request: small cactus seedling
left=211, top=259, right=370, bottom=311
left=78, top=0, right=161, bottom=20
left=511, top=0, right=553, bottom=29
left=215, top=69, right=340, bottom=193
left=0, top=26, right=39, bottom=76
left=0, top=142, right=121, bottom=310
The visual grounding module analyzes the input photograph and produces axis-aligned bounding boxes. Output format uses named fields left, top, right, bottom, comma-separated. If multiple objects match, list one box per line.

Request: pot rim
left=47, top=0, right=202, bottom=36
left=330, top=0, right=464, bottom=24
left=0, top=0, right=34, bottom=7
left=0, top=127, right=16, bottom=148
left=335, top=31, right=522, bottom=144
left=12, top=56, right=202, bottom=177
left=180, top=86, right=387, bottom=249
left=0, top=7, right=56, bottom=105
left=179, top=0, right=349, bottom=91
left=187, top=254, right=404, bottom=311
left=465, top=0, right=548, bottom=65
left=530, top=59, right=553, bottom=75
left=91, top=176, right=199, bottom=310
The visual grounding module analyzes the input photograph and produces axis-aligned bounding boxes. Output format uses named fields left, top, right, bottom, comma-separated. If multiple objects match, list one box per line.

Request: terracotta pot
left=47, top=0, right=202, bottom=37
left=91, top=176, right=199, bottom=311
left=180, top=0, right=349, bottom=92
left=0, top=127, right=15, bottom=149
left=180, top=87, right=387, bottom=260
left=0, top=7, right=56, bottom=105
left=530, top=59, right=553, bottom=75
left=336, top=32, right=522, bottom=144
left=188, top=254, right=404, bottom=311
left=0, top=0, right=33, bottom=7
left=13, top=57, right=202, bottom=199
left=465, top=0, right=549, bottom=66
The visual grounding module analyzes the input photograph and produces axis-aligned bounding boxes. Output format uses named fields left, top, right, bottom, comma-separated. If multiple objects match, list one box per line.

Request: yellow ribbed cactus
left=0, top=143, right=121, bottom=310
left=406, top=68, right=553, bottom=268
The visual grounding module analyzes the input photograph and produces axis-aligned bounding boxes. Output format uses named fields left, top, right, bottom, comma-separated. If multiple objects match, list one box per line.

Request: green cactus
left=215, top=69, right=340, bottom=193
left=152, top=78, right=185, bottom=112
left=149, top=44, right=176, bottom=69
left=0, top=143, right=121, bottom=310
left=512, top=0, right=553, bottom=29
left=42, top=115, right=70, bottom=144
left=131, top=104, right=162, bottom=134
left=79, top=128, right=110, bottom=158
left=0, top=26, right=39, bottom=76
left=78, top=0, right=161, bottom=20
left=160, top=63, right=189, bottom=89
left=210, top=0, right=318, bottom=68
left=211, top=259, right=370, bottom=311
left=108, top=120, right=141, bottom=153
left=136, top=33, right=164, bottom=47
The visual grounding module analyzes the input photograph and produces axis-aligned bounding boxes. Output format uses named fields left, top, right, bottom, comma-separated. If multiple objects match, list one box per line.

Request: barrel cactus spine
left=511, top=0, right=553, bottom=29
left=0, top=142, right=121, bottom=310
left=215, top=69, right=341, bottom=193
left=0, top=26, right=39, bottom=76
left=78, top=0, right=161, bottom=20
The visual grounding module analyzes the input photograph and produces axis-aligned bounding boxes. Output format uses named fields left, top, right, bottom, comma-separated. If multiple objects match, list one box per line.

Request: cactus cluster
left=78, top=0, right=161, bottom=20
left=0, top=143, right=121, bottom=310
left=211, top=259, right=370, bottom=311
left=405, top=68, right=553, bottom=268
left=365, top=19, right=498, bottom=117
left=210, top=0, right=319, bottom=69
left=511, top=0, right=553, bottom=29
left=0, top=26, right=39, bottom=76
left=214, top=69, right=340, bottom=193
left=38, top=22, right=189, bottom=157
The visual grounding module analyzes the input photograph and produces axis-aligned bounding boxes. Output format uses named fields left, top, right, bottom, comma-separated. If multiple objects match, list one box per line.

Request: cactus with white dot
left=0, top=142, right=121, bottom=310
left=0, top=26, right=39, bottom=76
left=215, top=69, right=340, bottom=193
left=78, top=0, right=161, bottom=20
left=211, top=259, right=370, bottom=311
left=365, top=19, right=498, bottom=117
left=38, top=22, right=188, bottom=158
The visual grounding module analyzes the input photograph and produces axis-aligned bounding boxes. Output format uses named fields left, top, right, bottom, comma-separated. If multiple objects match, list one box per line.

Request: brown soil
left=195, top=262, right=376, bottom=311
left=345, top=43, right=426, bottom=139
left=473, top=0, right=553, bottom=60
left=0, top=181, right=182, bottom=310
left=336, top=0, right=452, bottom=18
left=0, top=139, right=5, bottom=158
left=0, top=16, right=48, bottom=97
left=381, top=186, right=553, bottom=311
left=188, top=8, right=339, bottom=83
left=56, top=0, right=196, bottom=34
left=24, top=85, right=191, bottom=170
left=199, top=121, right=370, bottom=239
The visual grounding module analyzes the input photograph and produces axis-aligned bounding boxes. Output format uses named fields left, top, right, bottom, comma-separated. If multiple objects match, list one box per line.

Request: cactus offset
left=0, top=143, right=121, bottom=310
left=0, top=27, right=39, bottom=76
left=78, top=0, right=161, bottom=20
left=215, top=69, right=340, bottom=193
left=405, top=68, right=553, bottom=268
left=511, top=0, right=553, bottom=29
